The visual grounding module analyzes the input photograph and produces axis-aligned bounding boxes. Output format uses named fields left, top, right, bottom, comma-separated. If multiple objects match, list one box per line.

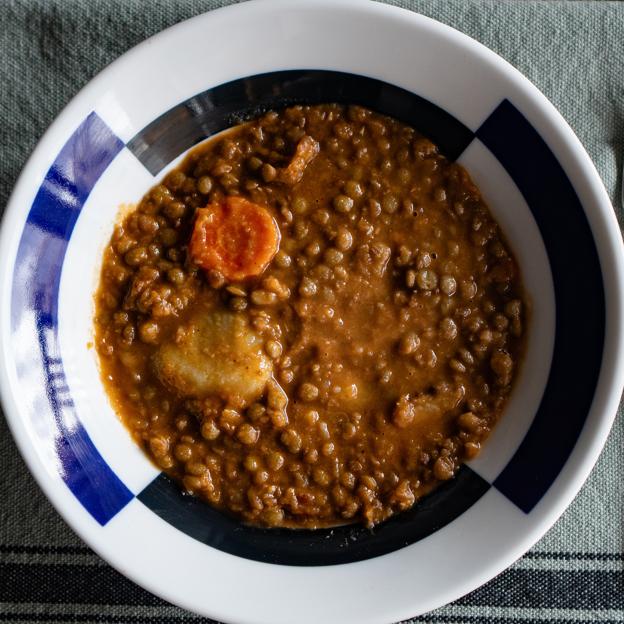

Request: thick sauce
left=95, top=104, right=526, bottom=528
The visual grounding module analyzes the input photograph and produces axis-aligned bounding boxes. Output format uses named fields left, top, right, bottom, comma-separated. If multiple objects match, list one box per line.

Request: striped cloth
left=1, top=0, right=622, bottom=622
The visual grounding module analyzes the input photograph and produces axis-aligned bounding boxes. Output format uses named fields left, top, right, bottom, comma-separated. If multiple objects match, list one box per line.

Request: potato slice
left=153, top=309, right=272, bottom=403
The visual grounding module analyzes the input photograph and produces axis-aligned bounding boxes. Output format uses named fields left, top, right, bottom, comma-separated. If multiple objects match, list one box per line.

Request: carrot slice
left=189, top=196, right=280, bottom=282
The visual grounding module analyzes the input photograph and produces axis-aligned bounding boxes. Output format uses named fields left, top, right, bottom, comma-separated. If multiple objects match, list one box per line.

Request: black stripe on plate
left=126, top=69, right=475, bottom=175
left=137, top=465, right=489, bottom=566
left=2, top=563, right=622, bottom=610
left=476, top=100, right=606, bottom=514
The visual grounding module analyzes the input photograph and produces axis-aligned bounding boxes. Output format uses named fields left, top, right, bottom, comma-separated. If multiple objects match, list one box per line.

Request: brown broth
left=94, top=104, right=526, bottom=528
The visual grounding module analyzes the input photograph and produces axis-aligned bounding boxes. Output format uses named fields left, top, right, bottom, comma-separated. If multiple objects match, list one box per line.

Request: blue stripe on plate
left=11, top=112, right=133, bottom=525
left=476, top=100, right=605, bottom=513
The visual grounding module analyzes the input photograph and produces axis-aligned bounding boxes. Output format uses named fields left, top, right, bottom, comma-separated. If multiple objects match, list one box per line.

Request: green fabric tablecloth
left=1, top=1, right=623, bottom=622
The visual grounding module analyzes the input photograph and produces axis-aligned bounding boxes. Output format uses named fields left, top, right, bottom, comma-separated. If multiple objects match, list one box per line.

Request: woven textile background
left=1, top=1, right=623, bottom=622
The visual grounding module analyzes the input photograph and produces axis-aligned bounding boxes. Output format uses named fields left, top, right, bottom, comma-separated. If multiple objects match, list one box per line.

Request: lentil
left=333, top=194, right=354, bottom=213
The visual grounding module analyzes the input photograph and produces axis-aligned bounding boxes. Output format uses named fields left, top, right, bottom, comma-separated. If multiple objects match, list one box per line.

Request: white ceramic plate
left=2, top=1, right=623, bottom=622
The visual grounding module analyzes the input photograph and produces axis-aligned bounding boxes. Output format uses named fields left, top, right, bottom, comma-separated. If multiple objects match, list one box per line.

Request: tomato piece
left=189, top=196, right=280, bottom=281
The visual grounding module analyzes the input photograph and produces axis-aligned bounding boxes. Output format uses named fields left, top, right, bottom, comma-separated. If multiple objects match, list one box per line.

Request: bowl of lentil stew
left=97, top=102, right=529, bottom=531
left=2, top=1, right=623, bottom=623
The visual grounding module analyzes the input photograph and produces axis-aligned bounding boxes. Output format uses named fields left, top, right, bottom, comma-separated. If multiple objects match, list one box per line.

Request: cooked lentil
left=95, top=104, right=526, bottom=529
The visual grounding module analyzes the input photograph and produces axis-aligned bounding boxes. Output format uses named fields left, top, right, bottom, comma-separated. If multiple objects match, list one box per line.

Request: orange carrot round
left=189, top=196, right=280, bottom=282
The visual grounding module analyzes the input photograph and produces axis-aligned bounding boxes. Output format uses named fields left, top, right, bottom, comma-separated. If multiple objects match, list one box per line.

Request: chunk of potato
left=392, top=385, right=465, bottom=428
left=153, top=310, right=272, bottom=403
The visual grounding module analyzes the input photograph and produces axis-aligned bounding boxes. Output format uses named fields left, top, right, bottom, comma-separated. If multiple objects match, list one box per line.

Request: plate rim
left=1, top=1, right=623, bottom=622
